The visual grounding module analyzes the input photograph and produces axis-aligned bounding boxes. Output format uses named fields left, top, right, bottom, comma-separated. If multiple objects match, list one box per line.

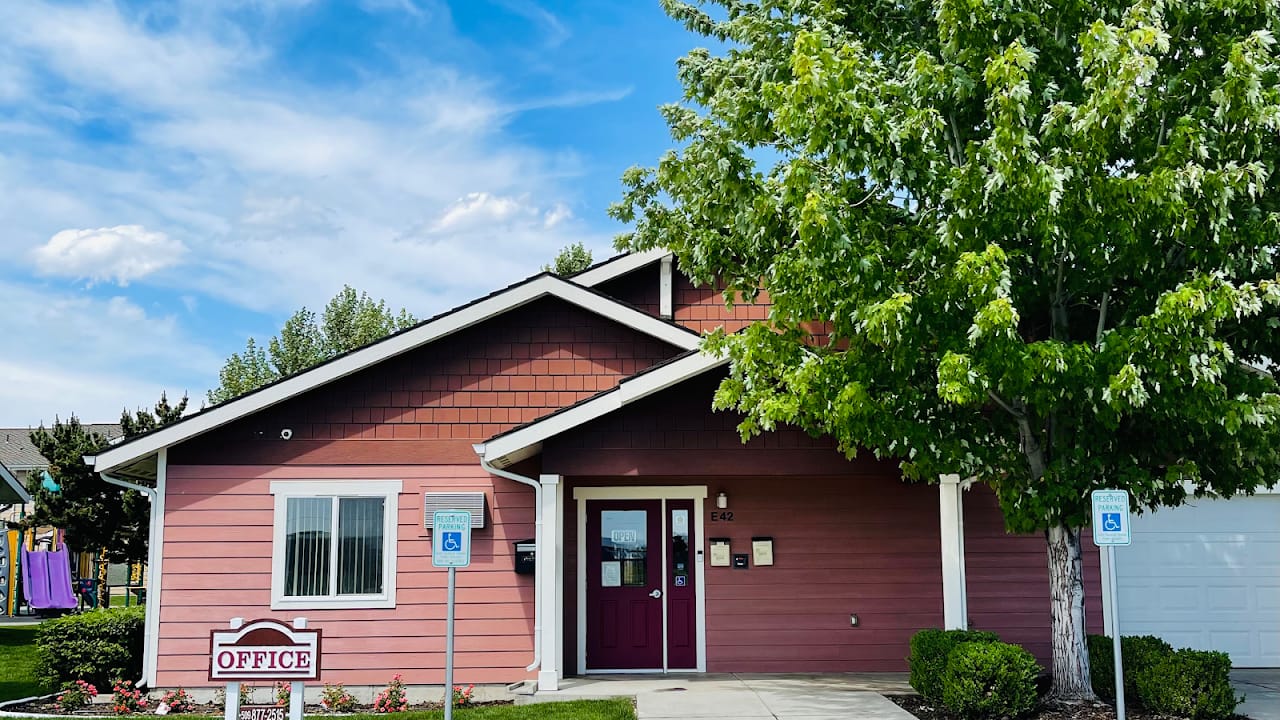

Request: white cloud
left=31, top=225, right=187, bottom=286
left=435, top=192, right=536, bottom=231
left=0, top=0, right=628, bottom=424
left=0, top=282, right=220, bottom=426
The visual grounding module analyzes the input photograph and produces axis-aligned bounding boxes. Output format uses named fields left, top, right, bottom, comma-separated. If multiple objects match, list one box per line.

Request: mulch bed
left=890, top=694, right=1251, bottom=720
left=5, top=701, right=512, bottom=716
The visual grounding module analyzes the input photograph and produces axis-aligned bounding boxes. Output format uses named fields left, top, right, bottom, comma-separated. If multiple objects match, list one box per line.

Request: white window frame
left=270, top=480, right=402, bottom=610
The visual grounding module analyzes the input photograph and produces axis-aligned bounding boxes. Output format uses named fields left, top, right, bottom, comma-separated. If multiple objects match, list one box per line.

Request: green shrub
left=1088, top=634, right=1174, bottom=703
left=941, top=641, right=1042, bottom=719
left=908, top=628, right=1000, bottom=702
left=36, top=606, right=146, bottom=689
left=1135, top=649, right=1240, bottom=720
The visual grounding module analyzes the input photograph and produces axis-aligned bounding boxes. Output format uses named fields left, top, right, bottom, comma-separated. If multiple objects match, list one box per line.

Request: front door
left=584, top=498, right=699, bottom=671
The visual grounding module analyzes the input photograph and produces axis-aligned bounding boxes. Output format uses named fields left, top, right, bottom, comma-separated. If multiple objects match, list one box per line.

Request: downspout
left=100, top=463, right=160, bottom=688
left=474, top=447, right=541, bottom=673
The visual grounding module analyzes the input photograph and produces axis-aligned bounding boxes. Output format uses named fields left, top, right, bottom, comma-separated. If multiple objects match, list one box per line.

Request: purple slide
left=21, top=543, right=78, bottom=610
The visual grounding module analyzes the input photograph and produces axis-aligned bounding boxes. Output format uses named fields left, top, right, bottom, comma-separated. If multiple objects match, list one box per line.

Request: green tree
left=25, top=394, right=189, bottom=606
left=209, top=286, right=416, bottom=403
left=543, top=242, right=594, bottom=275
left=614, top=0, right=1280, bottom=699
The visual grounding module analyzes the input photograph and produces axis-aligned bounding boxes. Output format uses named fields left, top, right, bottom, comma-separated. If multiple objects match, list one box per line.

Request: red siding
left=171, top=298, right=681, bottom=465
left=563, top=474, right=945, bottom=673
left=595, top=267, right=661, bottom=316
left=157, top=464, right=535, bottom=688
left=672, top=275, right=771, bottom=334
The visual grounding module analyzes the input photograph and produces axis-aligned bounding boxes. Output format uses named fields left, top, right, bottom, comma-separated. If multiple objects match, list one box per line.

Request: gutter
left=474, top=446, right=542, bottom=674
left=97, top=460, right=162, bottom=689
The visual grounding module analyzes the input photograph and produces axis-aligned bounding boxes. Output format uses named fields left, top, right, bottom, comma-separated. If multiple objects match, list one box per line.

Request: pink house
left=89, top=250, right=1101, bottom=694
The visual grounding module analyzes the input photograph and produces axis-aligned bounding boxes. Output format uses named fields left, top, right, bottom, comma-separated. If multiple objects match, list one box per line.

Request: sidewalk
left=525, top=673, right=915, bottom=720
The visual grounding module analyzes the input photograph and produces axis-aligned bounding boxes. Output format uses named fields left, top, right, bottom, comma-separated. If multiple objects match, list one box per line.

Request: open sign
left=209, top=619, right=322, bottom=681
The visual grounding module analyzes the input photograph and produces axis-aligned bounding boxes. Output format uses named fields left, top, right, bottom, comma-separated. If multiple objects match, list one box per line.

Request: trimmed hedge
left=908, top=628, right=999, bottom=703
left=941, top=641, right=1042, bottom=719
left=1088, top=634, right=1173, bottom=703
left=1135, top=649, right=1240, bottom=720
left=35, top=606, right=146, bottom=689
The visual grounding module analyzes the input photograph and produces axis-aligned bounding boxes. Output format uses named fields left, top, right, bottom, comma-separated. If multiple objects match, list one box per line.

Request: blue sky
left=0, top=0, right=703, bottom=426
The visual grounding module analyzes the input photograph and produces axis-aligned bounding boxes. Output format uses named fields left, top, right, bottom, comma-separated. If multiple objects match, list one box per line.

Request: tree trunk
left=1047, top=524, right=1095, bottom=700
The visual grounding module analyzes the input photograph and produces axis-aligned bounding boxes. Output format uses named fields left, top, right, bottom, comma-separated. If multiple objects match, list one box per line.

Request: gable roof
left=571, top=247, right=670, bottom=286
left=1, top=460, right=31, bottom=505
left=89, top=272, right=701, bottom=475
left=474, top=348, right=728, bottom=468
left=1, top=425, right=122, bottom=470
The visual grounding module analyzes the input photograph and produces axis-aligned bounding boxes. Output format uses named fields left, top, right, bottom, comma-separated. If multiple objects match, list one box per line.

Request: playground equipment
left=21, top=531, right=78, bottom=611
left=0, top=530, right=15, bottom=616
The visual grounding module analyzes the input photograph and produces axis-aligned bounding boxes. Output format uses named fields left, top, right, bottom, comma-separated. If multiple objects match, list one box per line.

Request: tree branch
left=1095, top=290, right=1110, bottom=346
left=988, top=390, right=1021, bottom=418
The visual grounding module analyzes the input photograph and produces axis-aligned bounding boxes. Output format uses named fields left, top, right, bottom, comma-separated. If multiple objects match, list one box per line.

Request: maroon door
left=585, top=500, right=663, bottom=670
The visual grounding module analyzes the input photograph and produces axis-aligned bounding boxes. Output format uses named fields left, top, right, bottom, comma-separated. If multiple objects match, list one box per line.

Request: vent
left=423, top=492, right=486, bottom=529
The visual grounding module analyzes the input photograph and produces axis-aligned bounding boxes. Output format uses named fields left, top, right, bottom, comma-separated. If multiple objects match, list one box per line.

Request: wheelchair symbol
left=441, top=532, right=463, bottom=552
left=1101, top=513, right=1122, bottom=532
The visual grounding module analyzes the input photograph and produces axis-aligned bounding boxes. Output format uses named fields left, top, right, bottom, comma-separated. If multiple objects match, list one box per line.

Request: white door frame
left=573, top=485, right=708, bottom=675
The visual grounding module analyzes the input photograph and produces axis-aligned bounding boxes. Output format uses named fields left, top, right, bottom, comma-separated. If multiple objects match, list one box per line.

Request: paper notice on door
left=601, top=561, right=621, bottom=587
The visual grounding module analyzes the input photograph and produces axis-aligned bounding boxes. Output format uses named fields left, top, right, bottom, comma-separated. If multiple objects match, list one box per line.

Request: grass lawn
left=0, top=624, right=48, bottom=702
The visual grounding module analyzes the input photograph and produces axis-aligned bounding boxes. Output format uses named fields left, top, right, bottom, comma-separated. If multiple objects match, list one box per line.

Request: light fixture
left=716, top=491, right=728, bottom=509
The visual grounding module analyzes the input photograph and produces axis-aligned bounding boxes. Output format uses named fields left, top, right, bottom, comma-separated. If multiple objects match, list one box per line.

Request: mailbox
left=514, top=539, right=536, bottom=575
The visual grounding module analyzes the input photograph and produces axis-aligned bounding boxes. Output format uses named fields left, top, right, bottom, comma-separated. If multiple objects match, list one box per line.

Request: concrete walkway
left=1236, top=670, right=1280, bottom=720
left=525, top=673, right=915, bottom=720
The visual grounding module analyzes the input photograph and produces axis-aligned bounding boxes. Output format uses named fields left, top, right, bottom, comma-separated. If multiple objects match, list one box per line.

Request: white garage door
left=1115, top=493, right=1280, bottom=667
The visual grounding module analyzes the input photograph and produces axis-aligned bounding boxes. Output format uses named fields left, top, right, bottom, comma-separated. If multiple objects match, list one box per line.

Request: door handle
left=649, top=589, right=662, bottom=599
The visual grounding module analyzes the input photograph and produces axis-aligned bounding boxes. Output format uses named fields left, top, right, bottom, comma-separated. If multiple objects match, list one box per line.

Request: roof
left=0, top=460, right=32, bottom=505
left=571, top=247, right=670, bottom=286
left=89, top=271, right=701, bottom=475
left=474, top=349, right=728, bottom=468
left=0, top=424, right=122, bottom=470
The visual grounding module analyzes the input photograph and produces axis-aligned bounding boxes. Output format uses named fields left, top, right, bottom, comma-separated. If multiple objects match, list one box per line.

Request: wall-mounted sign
left=209, top=619, right=322, bottom=682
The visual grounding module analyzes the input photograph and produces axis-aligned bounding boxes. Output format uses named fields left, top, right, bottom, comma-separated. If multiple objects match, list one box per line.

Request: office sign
left=209, top=619, right=321, bottom=681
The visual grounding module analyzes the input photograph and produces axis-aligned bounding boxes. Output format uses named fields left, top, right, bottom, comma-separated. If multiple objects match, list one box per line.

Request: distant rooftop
left=0, top=424, right=123, bottom=471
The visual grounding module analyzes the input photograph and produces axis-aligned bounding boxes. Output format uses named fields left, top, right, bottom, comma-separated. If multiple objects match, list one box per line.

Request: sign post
left=432, top=510, right=472, bottom=720
left=1091, top=489, right=1132, bottom=720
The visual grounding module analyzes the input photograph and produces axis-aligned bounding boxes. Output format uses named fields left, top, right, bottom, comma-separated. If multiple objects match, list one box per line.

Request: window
left=270, top=480, right=401, bottom=609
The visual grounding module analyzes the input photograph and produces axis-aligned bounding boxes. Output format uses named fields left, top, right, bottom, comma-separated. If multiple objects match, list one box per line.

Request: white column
left=659, top=256, right=674, bottom=319
left=939, top=474, right=969, bottom=630
left=537, top=475, right=564, bottom=691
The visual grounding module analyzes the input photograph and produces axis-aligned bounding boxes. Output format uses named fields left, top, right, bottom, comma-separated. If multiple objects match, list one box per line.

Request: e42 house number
left=710, top=511, right=735, bottom=522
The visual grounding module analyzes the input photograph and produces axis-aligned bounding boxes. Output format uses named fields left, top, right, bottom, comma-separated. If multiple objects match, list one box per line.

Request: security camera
left=280, top=428, right=293, bottom=440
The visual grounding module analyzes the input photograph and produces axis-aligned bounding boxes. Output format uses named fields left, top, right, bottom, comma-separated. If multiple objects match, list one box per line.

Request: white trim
left=572, top=248, right=671, bottom=286
left=90, top=275, right=699, bottom=474
left=573, top=485, right=708, bottom=675
left=269, top=480, right=402, bottom=610
left=0, top=461, right=30, bottom=504
left=659, top=256, right=674, bottom=319
left=480, top=353, right=728, bottom=465
left=146, top=449, right=167, bottom=688
left=939, top=474, right=969, bottom=630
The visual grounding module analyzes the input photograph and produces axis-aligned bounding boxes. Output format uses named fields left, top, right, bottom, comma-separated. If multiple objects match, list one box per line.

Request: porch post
left=537, top=474, right=564, bottom=690
left=939, top=474, right=969, bottom=630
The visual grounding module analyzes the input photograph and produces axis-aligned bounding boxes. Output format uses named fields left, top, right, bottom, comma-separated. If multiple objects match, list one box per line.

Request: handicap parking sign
left=432, top=511, right=472, bottom=567
left=1091, top=490, right=1131, bottom=546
